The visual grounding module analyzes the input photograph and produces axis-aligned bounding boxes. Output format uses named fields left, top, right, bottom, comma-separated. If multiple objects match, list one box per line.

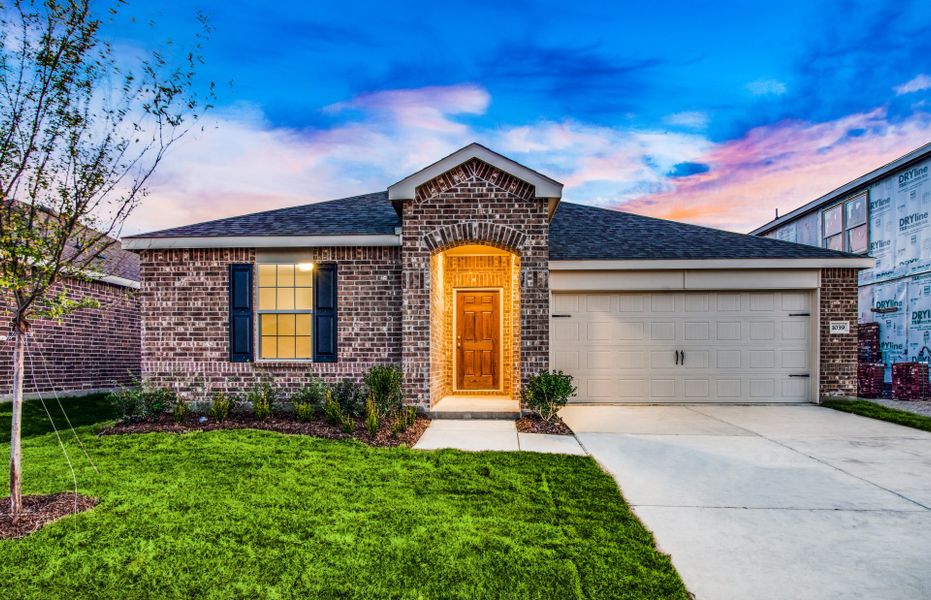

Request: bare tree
left=0, top=0, right=211, bottom=520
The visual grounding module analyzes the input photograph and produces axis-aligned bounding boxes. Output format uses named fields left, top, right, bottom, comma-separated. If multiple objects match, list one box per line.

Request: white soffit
left=548, top=257, right=875, bottom=270
left=122, top=234, right=401, bottom=250
left=388, top=142, right=563, bottom=200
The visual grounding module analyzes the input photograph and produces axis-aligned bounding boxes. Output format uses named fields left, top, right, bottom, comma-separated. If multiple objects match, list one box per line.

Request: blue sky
left=111, top=0, right=931, bottom=234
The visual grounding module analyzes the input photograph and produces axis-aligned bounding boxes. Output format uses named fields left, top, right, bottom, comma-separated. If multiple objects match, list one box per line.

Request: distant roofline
left=750, top=141, right=931, bottom=235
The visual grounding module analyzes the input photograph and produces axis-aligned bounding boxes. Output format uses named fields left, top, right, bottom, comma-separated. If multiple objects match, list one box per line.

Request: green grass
left=822, top=398, right=931, bottom=433
left=0, top=395, right=686, bottom=599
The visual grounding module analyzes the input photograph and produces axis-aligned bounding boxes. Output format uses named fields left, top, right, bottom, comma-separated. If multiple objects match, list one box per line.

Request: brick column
left=819, top=268, right=859, bottom=398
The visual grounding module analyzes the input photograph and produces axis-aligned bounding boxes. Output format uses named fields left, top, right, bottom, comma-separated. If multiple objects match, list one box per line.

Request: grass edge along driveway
left=822, top=398, right=931, bottom=434
left=0, top=395, right=687, bottom=599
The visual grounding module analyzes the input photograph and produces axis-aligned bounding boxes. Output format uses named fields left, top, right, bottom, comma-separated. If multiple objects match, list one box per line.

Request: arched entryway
left=429, top=244, right=521, bottom=406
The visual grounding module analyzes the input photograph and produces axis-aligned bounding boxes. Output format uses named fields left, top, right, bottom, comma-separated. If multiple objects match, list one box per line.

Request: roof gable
left=387, top=143, right=563, bottom=201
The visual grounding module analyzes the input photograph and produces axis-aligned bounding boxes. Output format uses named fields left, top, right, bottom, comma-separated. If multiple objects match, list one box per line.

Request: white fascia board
left=549, top=257, right=876, bottom=270
left=122, top=234, right=401, bottom=250
left=91, top=273, right=141, bottom=289
left=388, top=143, right=563, bottom=200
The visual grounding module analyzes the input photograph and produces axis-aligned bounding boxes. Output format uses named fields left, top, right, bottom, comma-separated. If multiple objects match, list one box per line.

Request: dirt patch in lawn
left=1, top=493, right=97, bottom=540
left=99, top=413, right=430, bottom=447
left=516, top=414, right=573, bottom=435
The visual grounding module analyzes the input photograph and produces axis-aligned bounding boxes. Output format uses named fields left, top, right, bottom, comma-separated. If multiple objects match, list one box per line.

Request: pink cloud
left=620, top=108, right=931, bottom=232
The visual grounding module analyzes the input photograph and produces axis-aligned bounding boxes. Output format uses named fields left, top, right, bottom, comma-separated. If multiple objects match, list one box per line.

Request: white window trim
left=255, top=262, right=315, bottom=363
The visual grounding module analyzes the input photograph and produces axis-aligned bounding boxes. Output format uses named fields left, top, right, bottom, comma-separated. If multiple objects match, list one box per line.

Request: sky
left=108, top=0, right=931, bottom=235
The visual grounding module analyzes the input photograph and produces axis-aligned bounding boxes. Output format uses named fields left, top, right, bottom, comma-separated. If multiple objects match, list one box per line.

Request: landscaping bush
left=246, top=381, right=275, bottom=421
left=110, top=387, right=142, bottom=422
left=172, top=400, right=191, bottom=424
left=291, top=376, right=328, bottom=417
left=390, top=406, right=418, bottom=437
left=110, top=385, right=175, bottom=422
left=364, top=396, right=379, bottom=438
left=332, top=379, right=365, bottom=417
left=323, top=389, right=342, bottom=426
left=522, top=370, right=576, bottom=423
left=363, top=364, right=403, bottom=417
left=293, top=401, right=315, bottom=422
left=209, top=392, right=233, bottom=421
left=339, top=413, right=354, bottom=434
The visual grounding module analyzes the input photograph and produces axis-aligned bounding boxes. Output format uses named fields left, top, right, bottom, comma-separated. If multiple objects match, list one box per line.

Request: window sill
left=254, top=360, right=315, bottom=366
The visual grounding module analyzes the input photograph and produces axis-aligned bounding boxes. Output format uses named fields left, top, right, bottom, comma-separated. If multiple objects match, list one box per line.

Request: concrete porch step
left=429, top=396, right=520, bottom=420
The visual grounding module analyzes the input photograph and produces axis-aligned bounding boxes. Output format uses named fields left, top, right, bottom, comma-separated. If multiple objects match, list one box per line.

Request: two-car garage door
left=550, top=291, right=814, bottom=403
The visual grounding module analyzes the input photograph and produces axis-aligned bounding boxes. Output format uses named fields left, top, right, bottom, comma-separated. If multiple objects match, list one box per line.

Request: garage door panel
left=553, top=291, right=812, bottom=404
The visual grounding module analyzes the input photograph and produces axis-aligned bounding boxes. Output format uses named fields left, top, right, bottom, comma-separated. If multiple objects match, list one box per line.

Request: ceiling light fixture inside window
left=297, top=262, right=314, bottom=272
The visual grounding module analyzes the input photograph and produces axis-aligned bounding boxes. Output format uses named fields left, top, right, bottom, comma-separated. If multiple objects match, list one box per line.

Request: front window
left=257, top=263, right=313, bottom=360
left=821, top=192, right=868, bottom=253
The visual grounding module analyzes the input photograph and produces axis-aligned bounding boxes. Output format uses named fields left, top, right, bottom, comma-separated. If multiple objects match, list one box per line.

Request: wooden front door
left=456, top=290, right=500, bottom=390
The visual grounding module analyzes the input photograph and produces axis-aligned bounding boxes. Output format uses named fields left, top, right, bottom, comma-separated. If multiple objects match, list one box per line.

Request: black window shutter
left=313, top=263, right=337, bottom=362
left=229, top=264, right=253, bottom=362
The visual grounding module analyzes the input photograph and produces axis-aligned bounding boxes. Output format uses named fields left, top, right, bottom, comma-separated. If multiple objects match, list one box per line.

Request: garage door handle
left=551, top=314, right=572, bottom=318
left=789, top=373, right=810, bottom=378
left=675, top=350, right=680, bottom=365
left=681, top=350, right=685, bottom=365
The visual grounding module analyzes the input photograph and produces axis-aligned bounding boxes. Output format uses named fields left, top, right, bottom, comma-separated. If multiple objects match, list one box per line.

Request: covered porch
left=428, top=243, right=521, bottom=414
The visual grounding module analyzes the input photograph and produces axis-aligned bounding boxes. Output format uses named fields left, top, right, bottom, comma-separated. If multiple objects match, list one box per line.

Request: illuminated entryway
left=429, top=244, right=520, bottom=406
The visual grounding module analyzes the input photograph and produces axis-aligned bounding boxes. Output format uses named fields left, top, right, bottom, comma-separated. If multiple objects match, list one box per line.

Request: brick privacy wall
left=0, top=277, right=140, bottom=396
left=401, top=157, right=550, bottom=407
left=139, top=247, right=402, bottom=397
left=819, top=268, right=859, bottom=397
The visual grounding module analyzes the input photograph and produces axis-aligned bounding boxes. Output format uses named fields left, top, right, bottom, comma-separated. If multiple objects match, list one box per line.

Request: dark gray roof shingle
left=129, top=192, right=861, bottom=261
left=125, top=192, right=399, bottom=238
left=548, top=202, right=860, bottom=260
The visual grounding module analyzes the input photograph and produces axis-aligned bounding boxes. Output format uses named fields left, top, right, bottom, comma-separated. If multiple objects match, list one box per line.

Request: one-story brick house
left=124, top=144, right=872, bottom=411
left=1, top=239, right=141, bottom=399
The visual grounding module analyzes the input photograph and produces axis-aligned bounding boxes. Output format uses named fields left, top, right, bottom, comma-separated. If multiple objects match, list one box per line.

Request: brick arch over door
left=421, top=222, right=527, bottom=256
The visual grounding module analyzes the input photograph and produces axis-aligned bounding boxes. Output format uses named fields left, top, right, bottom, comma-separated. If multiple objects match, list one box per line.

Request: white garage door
left=551, top=291, right=813, bottom=403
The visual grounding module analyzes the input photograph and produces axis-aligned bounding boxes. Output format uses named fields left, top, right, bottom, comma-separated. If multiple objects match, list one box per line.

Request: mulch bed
left=515, top=414, right=573, bottom=435
left=99, top=413, right=431, bottom=447
left=0, top=493, right=97, bottom=540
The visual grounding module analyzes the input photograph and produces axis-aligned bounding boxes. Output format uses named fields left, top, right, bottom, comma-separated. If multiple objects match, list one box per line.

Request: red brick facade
left=400, top=158, right=550, bottom=406
left=1, top=278, right=140, bottom=397
left=139, top=247, right=402, bottom=397
left=819, top=268, right=859, bottom=398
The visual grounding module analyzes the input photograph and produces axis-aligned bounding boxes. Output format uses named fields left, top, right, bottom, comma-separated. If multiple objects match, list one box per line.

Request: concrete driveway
left=560, top=404, right=931, bottom=600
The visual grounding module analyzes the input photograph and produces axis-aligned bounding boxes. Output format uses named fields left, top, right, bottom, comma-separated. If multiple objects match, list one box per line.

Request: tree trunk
left=9, top=324, right=25, bottom=521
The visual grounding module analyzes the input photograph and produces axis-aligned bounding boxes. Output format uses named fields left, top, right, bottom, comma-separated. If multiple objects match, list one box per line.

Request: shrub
left=172, top=400, right=191, bottom=424
left=110, top=385, right=173, bottom=422
left=291, top=377, right=327, bottom=419
left=364, top=396, right=379, bottom=438
left=246, top=381, right=275, bottom=421
left=323, top=389, right=342, bottom=426
left=363, top=365, right=403, bottom=417
left=339, top=413, right=354, bottom=434
left=522, top=370, right=577, bottom=423
left=391, top=406, right=418, bottom=435
left=293, top=401, right=315, bottom=422
left=209, top=392, right=233, bottom=421
left=141, top=386, right=175, bottom=421
left=332, top=379, right=365, bottom=417
left=111, top=387, right=143, bottom=422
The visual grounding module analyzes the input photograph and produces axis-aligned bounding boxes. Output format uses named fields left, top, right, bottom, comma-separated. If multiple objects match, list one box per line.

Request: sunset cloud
left=128, top=83, right=931, bottom=239
left=895, top=74, right=931, bottom=95
left=618, top=108, right=931, bottom=231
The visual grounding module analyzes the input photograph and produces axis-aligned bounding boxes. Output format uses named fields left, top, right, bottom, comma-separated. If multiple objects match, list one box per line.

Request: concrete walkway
left=561, top=404, right=931, bottom=600
left=413, top=419, right=586, bottom=454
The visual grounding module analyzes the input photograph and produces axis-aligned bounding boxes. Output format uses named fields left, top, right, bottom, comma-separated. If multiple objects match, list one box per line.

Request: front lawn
left=0, top=395, right=686, bottom=599
left=822, top=398, right=931, bottom=433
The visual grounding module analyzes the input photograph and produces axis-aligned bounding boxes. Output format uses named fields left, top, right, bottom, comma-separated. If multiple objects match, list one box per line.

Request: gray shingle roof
left=128, top=192, right=860, bottom=261
left=548, top=202, right=860, bottom=260
left=125, top=192, right=399, bottom=238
